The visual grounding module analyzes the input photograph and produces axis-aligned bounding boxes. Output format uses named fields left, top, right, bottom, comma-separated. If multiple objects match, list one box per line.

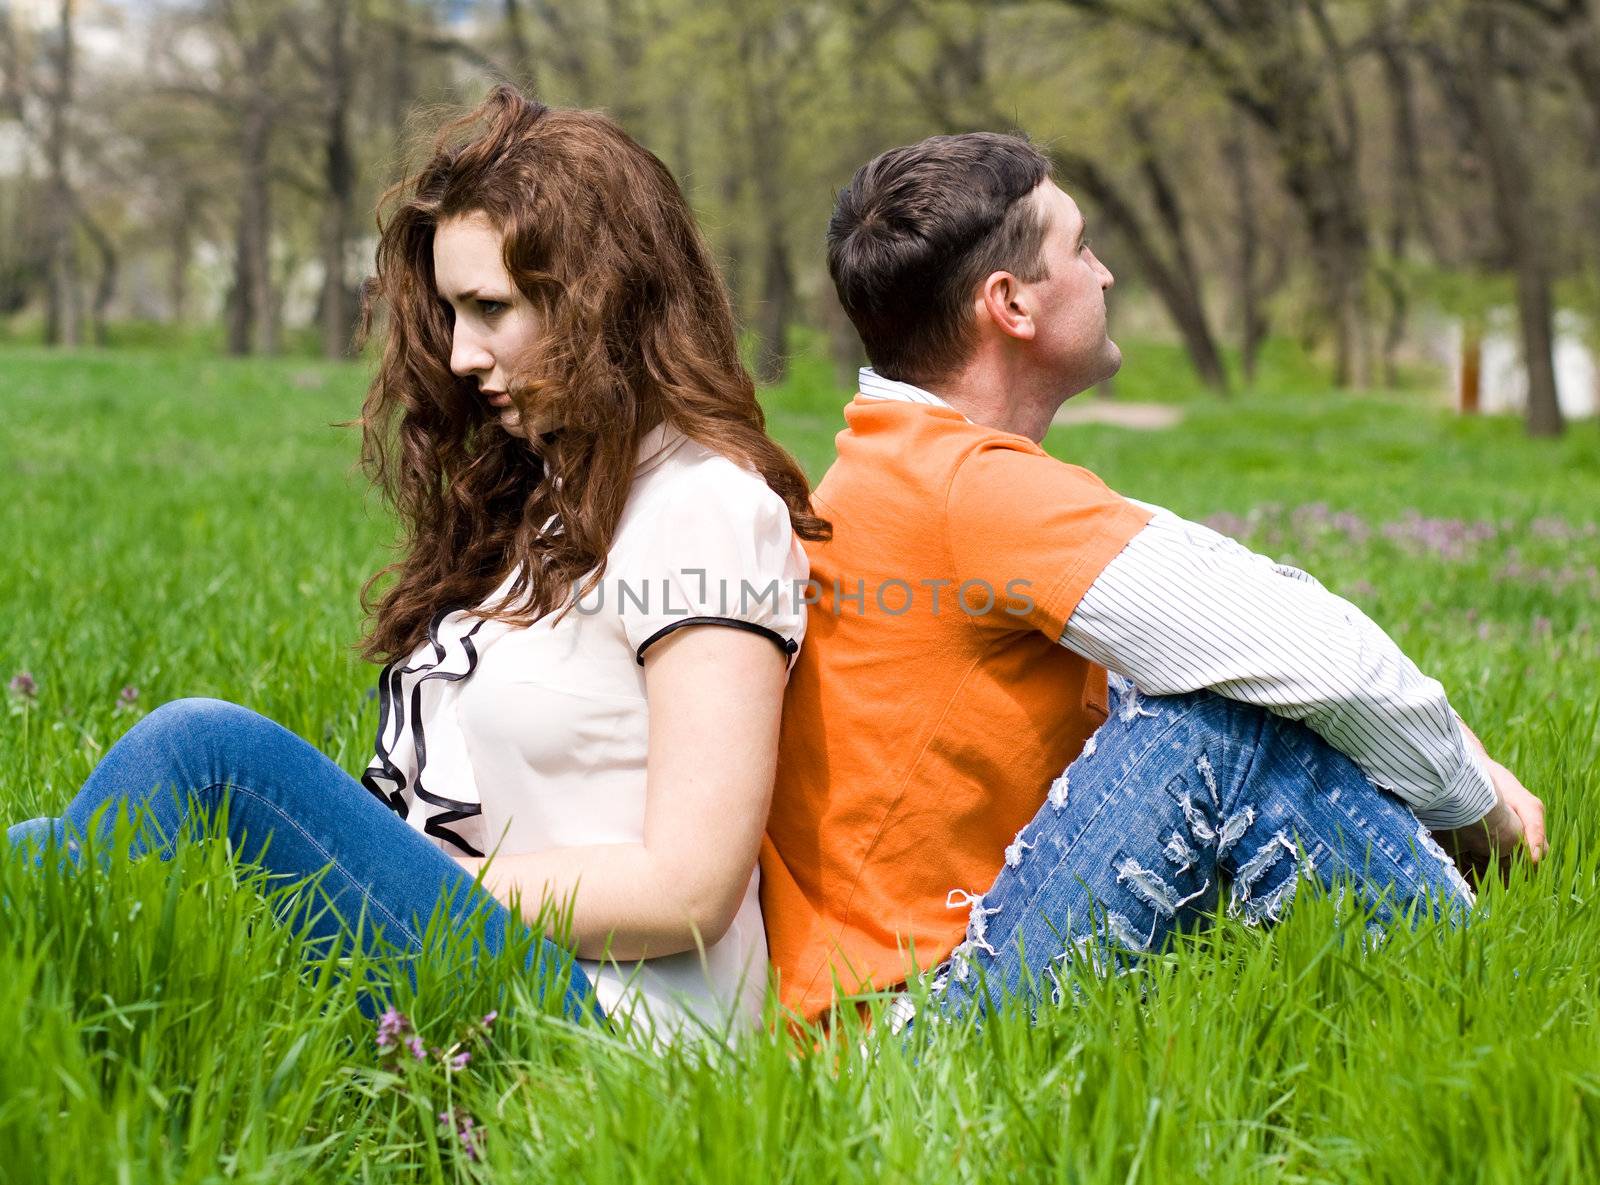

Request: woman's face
left=433, top=211, right=542, bottom=438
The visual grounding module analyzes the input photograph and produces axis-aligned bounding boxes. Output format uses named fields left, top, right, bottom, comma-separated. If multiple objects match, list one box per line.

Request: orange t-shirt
left=760, top=396, right=1153, bottom=1022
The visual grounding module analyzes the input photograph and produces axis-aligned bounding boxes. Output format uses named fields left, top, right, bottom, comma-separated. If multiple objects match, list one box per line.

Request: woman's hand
left=467, top=624, right=788, bottom=961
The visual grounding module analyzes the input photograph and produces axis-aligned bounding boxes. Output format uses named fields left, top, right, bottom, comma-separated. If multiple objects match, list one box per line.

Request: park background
left=3, top=0, right=1600, bottom=1182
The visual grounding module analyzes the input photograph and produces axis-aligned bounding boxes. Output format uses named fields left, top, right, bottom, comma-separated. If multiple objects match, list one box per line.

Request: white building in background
left=1442, top=308, right=1599, bottom=420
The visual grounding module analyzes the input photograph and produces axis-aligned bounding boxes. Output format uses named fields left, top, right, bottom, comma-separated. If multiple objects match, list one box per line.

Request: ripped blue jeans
left=917, top=677, right=1474, bottom=1023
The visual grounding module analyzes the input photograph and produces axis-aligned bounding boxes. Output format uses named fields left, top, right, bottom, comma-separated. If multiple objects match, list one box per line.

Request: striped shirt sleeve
left=1059, top=504, right=1496, bottom=829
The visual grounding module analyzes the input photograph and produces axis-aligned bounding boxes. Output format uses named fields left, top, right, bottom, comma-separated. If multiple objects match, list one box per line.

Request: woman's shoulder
left=634, top=435, right=792, bottom=529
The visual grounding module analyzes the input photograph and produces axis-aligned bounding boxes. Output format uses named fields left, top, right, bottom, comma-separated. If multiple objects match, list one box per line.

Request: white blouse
left=361, top=422, right=809, bottom=1040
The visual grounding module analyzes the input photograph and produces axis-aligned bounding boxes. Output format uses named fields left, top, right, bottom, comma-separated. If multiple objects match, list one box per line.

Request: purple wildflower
left=1380, top=511, right=1496, bottom=561
left=1329, top=511, right=1371, bottom=542
left=1530, top=516, right=1573, bottom=541
left=450, top=1050, right=471, bottom=1071
left=8, top=672, right=36, bottom=699
left=481, top=1010, right=498, bottom=1027
left=457, top=1116, right=482, bottom=1161
left=406, top=1035, right=427, bottom=1061
left=116, top=685, right=139, bottom=710
left=439, top=1109, right=484, bottom=1162
left=375, top=1007, right=409, bottom=1051
left=1203, top=512, right=1249, bottom=540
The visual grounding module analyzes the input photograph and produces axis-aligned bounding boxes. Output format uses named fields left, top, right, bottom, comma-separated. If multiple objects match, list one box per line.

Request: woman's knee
left=139, top=697, right=268, bottom=748
left=120, top=697, right=287, bottom=789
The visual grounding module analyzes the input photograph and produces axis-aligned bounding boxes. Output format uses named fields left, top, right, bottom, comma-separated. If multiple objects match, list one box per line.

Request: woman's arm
left=453, top=624, right=787, bottom=961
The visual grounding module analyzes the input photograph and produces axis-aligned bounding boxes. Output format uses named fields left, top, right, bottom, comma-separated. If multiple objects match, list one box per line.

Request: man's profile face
left=1019, top=180, right=1120, bottom=396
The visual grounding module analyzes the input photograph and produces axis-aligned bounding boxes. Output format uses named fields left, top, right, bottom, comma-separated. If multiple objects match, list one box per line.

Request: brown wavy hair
left=356, top=85, right=829, bottom=664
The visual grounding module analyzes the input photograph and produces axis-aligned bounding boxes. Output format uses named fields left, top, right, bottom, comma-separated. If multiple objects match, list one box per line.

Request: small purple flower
left=8, top=672, right=36, bottom=699
left=375, top=1007, right=410, bottom=1051
left=1203, top=512, right=1249, bottom=540
left=450, top=1050, right=471, bottom=1071
left=406, top=1035, right=427, bottom=1061
left=481, top=1010, right=498, bottom=1027
left=439, top=1109, right=484, bottom=1162
left=458, top=1116, right=482, bottom=1161
left=116, top=685, right=139, bottom=710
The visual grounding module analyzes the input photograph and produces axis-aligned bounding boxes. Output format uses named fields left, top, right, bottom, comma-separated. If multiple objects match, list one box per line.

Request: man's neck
left=923, top=364, right=1067, bottom=443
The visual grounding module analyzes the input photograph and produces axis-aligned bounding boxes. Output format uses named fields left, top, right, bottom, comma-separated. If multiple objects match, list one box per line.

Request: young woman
left=6, top=86, right=828, bottom=1041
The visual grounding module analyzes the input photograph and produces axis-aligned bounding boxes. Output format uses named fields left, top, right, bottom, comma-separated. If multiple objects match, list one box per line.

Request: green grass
left=2, top=341, right=1598, bottom=1182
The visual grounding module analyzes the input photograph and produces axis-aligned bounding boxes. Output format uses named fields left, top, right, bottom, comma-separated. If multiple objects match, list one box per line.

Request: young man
left=759, top=132, right=1546, bottom=1027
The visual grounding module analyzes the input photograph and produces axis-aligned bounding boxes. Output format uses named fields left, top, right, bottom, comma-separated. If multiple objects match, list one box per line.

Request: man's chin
left=1060, top=343, right=1124, bottom=400
left=1100, top=339, right=1124, bottom=382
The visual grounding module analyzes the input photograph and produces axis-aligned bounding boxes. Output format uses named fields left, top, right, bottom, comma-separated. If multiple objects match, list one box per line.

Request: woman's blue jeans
left=5, top=698, right=596, bottom=1021
left=922, top=676, right=1476, bottom=1022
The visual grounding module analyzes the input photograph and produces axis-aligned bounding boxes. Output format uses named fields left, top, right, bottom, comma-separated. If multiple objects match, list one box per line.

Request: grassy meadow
left=2, top=342, right=1598, bottom=1183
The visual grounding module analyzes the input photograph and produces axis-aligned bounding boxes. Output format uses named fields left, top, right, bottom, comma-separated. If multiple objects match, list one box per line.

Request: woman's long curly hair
left=357, top=86, right=830, bottom=664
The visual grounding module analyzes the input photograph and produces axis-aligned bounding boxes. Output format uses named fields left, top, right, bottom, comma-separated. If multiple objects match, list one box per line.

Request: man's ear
left=976, top=270, right=1036, bottom=342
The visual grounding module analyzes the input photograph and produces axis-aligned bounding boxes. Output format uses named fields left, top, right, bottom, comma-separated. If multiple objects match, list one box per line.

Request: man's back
left=760, top=395, right=1149, bottom=1021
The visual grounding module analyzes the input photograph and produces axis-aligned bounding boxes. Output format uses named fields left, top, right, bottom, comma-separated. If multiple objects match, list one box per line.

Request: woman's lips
left=486, top=391, right=512, bottom=407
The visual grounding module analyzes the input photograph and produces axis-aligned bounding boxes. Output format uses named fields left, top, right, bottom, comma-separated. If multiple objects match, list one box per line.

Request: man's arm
left=1060, top=506, right=1500, bottom=831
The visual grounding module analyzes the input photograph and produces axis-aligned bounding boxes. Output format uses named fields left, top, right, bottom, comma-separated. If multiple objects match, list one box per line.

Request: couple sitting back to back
left=7, top=87, right=1546, bottom=1042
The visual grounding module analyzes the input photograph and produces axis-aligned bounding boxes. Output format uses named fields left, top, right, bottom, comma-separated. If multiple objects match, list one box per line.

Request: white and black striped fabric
left=855, top=367, right=1495, bottom=830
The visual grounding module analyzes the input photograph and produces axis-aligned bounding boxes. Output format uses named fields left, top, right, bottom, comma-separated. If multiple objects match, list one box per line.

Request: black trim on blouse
left=634, top=616, right=798, bottom=666
left=361, top=605, right=488, bottom=858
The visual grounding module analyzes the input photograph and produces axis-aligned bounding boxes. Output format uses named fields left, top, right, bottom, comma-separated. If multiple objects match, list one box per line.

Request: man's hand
left=1435, top=724, right=1548, bottom=880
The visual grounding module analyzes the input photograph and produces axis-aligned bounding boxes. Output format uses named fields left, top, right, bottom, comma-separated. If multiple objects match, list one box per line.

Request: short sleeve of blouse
left=619, top=459, right=810, bottom=671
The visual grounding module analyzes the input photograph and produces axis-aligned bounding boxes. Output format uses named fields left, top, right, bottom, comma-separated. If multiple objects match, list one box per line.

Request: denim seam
left=1217, top=701, right=1272, bottom=818
left=1275, top=750, right=1438, bottom=903
left=195, top=780, right=424, bottom=949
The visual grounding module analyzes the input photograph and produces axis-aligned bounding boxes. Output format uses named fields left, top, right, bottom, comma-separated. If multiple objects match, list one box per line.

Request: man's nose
left=449, top=326, right=493, bottom=377
left=1091, top=249, right=1115, bottom=290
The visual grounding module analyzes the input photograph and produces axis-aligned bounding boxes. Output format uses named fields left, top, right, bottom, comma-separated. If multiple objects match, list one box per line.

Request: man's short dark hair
left=827, top=132, right=1052, bottom=386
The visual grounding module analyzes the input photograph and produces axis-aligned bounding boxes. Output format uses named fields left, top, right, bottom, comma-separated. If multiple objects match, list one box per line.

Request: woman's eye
left=478, top=300, right=507, bottom=316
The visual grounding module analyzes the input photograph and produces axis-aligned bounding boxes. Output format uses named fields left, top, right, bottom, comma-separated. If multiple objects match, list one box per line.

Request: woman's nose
left=450, top=327, right=493, bottom=377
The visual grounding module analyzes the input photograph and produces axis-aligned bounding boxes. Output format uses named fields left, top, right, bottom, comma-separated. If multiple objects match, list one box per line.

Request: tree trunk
left=1128, top=108, right=1229, bottom=394
left=754, top=224, right=793, bottom=387
left=168, top=189, right=195, bottom=324
left=1467, top=11, right=1563, bottom=437
left=1459, top=320, right=1481, bottom=414
left=820, top=286, right=864, bottom=392
left=741, top=18, right=793, bottom=386
left=44, top=0, right=78, bottom=348
left=717, top=104, right=746, bottom=324
left=320, top=0, right=356, bottom=359
left=80, top=209, right=116, bottom=346
left=502, top=0, right=538, bottom=91
left=602, top=0, right=644, bottom=130
left=1228, top=121, right=1264, bottom=388
left=229, top=23, right=278, bottom=356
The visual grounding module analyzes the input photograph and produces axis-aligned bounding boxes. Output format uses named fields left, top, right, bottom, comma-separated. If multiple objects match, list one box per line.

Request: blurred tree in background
left=1, top=0, right=1598, bottom=435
